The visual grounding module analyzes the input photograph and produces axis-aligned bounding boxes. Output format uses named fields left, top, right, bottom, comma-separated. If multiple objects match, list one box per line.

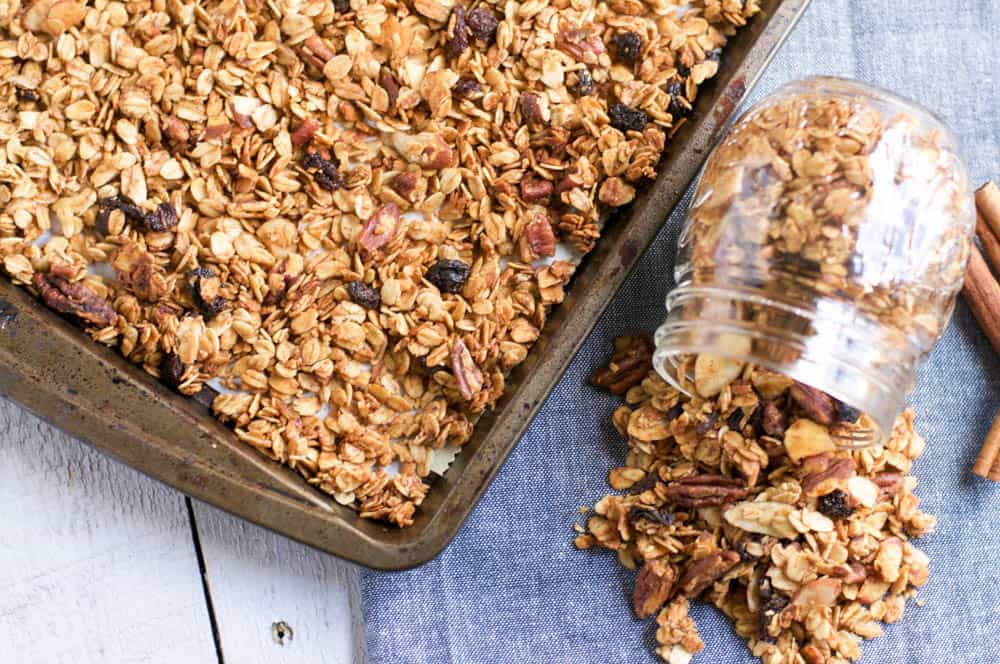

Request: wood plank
left=192, top=502, right=365, bottom=664
left=0, top=397, right=218, bottom=664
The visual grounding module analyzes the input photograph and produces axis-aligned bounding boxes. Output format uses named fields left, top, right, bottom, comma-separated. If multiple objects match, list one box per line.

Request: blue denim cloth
left=362, top=2, right=1000, bottom=661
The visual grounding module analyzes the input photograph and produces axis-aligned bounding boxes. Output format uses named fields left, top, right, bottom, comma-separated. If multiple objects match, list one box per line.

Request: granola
left=577, top=336, right=935, bottom=664
left=0, top=0, right=757, bottom=525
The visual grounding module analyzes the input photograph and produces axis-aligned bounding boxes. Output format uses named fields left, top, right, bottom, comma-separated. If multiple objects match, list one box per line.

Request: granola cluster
left=576, top=336, right=935, bottom=664
left=0, top=0, right=758, bottom=524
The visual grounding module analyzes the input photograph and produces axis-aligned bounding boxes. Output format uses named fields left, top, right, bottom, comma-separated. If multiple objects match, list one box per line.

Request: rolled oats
left=580, top=336, right=935, bottom=663
left=2, top=0, right=752, bottom=526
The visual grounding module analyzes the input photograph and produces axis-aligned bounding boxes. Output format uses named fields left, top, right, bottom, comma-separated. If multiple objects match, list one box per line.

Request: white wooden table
left=0, top=396, right=366, bottom=664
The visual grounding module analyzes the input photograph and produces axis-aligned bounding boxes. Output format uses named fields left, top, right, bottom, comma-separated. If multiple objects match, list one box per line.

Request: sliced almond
left=791, top=576, right=842, bottom=609
left=694, top=352, right=745, bottom=398
left=847, top=475, right=879, bottom=508
left=783, top=418, right=836, bottom=461
left=723, top=501, right=797, bottom=539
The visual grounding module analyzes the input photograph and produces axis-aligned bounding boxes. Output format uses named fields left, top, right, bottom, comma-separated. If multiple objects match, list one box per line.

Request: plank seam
left=186, top=497, right=227, bottom=664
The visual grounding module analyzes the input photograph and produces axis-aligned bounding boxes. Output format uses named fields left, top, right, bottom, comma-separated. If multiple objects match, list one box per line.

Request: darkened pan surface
left=0, top=0, right=810, bottom=570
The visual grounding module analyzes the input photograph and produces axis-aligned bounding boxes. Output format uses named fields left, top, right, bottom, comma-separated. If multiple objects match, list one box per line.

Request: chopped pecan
left=663, top=475, right=749, bottom=508
left=676, top=551, right=740, bottom=598
left=872, top=471, right=904, bottom=499
left=380, top=69, right=401, bottom=108
left=451, top=338, right=483, bottom=400
left=290, top=118, right=320, bottom=148
left=520, top=92, right=544, bottom=125
left=556, top=23, right=606, bottom=62
left=789, top=382, right=835, bottom=425
left=390, top=172, right=420, bottom=202
left=598, top=176, right=636, bottom=207
left=203, top=123, right=232, bottom=140
left=520, top=177, right=554, bottom=204
left=302, top=35, right=335, bottom=63
left=162, top=115, right=191, bottom=152
left=32, top=273, right=117, bottom=328
left=589, top=334, right=653, bottom=395
left=799, top=453, right=854, bottom=495
left=634, top=559, right=675, bottom=619
left=359, top=203, right=400, bottom=256
left=523, top=212, right=556, bottom=260
left=761, top=400, right=785, bottom=437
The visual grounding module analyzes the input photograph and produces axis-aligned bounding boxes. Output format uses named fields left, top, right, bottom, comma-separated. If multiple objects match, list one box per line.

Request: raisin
left=726, top=409, right=743, bottom=431
left=347, top=280, right=381, bottom=309
left=667, top=81, right=692, bottom=119
left=15, top=86, right=39, bottom=103
left=161, top=353, right=186, bottom=390
left=187, top=267, right=227, bottom=318
left=694, top=411, right=718, bottom=434
left=446, top=6, right=469, bottom=59
left=608, top=103, right=648, bottom=133
left=835, top=399, right=862, bottom=423
left=467, top=7, right=499, bottom=44
left=666, top=403, right=684, bottom=421
left=677, top=62, right=690, bottom=78
left=303, top=152, right=343, bottom=191
left=628, top=471, right=660, bottom=495
left=332, top=0, right=350, bottom=11
left=452, top=76, right=481, bottom=98
left=99, top=195, right=145, bottom=225
left=706, top=48, right=722, bottom=62
left=425, top=259, right=470, bottom=294
left=143, top=202, right=178, bottom=232
left=569, top=69, right=594, bottom=96
left=612, top=31, right=642, bottom=64
left=817, top=489, right=855, bottom=519
left=627, top=506, right=674, bottom=527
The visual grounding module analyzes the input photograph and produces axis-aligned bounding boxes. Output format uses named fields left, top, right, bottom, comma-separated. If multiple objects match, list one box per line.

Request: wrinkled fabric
left=362, top=2, right=1000, bottom=662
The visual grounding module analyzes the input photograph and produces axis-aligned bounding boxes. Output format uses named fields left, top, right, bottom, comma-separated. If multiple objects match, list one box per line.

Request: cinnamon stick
left=973, top=410, right=1000, bottom=480
left=962, top=244, right=1000, bottom=356
left=976, top=212, right=1000, bottom=275
left=976, top=181, right=1000, bottom=238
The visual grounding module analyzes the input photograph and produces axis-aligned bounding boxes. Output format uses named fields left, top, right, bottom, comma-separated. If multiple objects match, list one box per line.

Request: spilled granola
left=0, top=0, right=757, bottom=525
left=577, top=335, right=935, bottom=664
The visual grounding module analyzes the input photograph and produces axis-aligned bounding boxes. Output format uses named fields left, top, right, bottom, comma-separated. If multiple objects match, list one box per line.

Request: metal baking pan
left=0, top=0, right=809, bottom=570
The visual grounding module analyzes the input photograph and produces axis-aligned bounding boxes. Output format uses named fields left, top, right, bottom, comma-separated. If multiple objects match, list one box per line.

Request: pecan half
left=676, top=551, right=740, bottom=598
left=872, top=472, right=904, bottom=499
left=359, top=203, right=400, bottom=256
left=799, top=453, right=854, bottom=495
left=634, top=559, right=675, bottom=619
left=789, top=382, right=835, bottom=425
left=589, top=334, right=653, bottom=395
left=451, top=338, right=483, bottom=400
left=556, top=24, right=606, bottom=62
left=663, top=475, right=749, bottom=508
left=162, top=115, right=191, bottom=152
left=32, top=273, right=117, bottom=328
left=520, top=92, right=544, bottom=125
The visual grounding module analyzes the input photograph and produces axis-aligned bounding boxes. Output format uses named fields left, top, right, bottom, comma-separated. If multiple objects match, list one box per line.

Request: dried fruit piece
left=789, top=382, right=835, bottom=425
left=676, top=551, right=740, bottom=598
left=187, top=268, right=227, bottom=319
left=142, top=202, right=179, bottom=232
left=303, top=152, right=343, bottom=191
left=628, top=505, right=673, bottom=526
left=783, top=418, right=836, bottom=462
left=32, top=273, right=117, bottom=328
left=347, top=280, right=381, bottom=310
left=15, top=86, right=39, bottom=103
left=359, top=203, right=400, bottom=255
left=667, top=81, right=692, bottom=119
left=161, top=352, right=186, bottom=389
left=445, top=6, right=469, bottom=58
left=634, top=559, right=675, bottom=619
left=426, top=259, right=471, bottom=294
left=568, top=69, right=594, bottom=96
left=609, top=103, right=648, bottom=133
left=452, top=76, right=481, bottom=98
left=589, top=334, right=653, bottom=395
left=816, top=489, right=855, bottom=519
left=451, top=338, right=483, bottom=400
left=612, top=31, right=642, bottom=64
left=662, top=475, right=750, bottom=508
left=467, top=7, right=499, bottom=43
left=835, top=399, right=862, bottom=423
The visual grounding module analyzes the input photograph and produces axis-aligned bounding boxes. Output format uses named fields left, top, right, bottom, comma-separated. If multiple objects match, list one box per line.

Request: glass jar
left=653, top=76, right=974, bottom=446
